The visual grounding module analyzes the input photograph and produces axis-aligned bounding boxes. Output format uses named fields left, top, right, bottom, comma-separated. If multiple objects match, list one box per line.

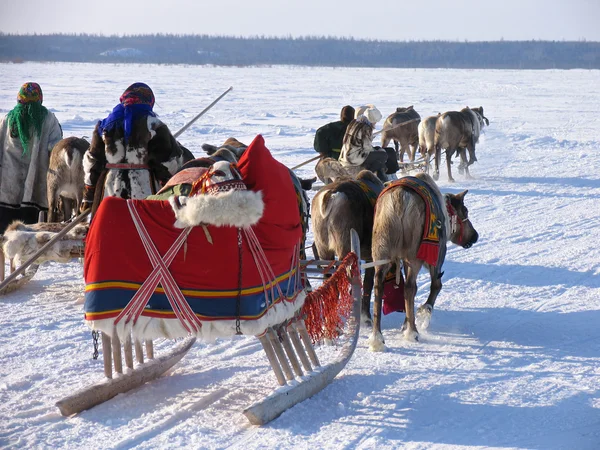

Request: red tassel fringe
left=302, top=252, right=359, bottom=344
left=416, top=241, right=440, bottom=267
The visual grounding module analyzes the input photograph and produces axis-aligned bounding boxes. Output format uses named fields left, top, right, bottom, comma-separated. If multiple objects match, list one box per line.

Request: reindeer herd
left=36, top=103, right=485, bottom=352
left=386, top=105, right=489, bottom=180
left=312, top=104, right=486, bottom=350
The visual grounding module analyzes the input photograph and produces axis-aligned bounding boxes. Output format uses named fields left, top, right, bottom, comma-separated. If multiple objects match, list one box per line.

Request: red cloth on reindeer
left=83, top=135, right=303, bottom=323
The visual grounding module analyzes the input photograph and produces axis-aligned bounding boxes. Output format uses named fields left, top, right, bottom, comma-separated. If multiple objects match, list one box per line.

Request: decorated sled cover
left=84, top=135, right=304, bottom=341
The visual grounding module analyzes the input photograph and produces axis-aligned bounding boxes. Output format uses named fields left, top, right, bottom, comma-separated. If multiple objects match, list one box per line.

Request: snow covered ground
left=0, top=63, right=599, bottom=449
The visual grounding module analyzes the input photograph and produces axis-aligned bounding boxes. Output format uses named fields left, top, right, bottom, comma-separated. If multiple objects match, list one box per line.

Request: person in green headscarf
left=0, top=82, right=63, bottom=233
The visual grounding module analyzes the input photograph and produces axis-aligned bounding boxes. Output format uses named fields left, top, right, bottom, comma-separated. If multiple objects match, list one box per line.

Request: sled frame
left=54, top=229, right=362, bottom=425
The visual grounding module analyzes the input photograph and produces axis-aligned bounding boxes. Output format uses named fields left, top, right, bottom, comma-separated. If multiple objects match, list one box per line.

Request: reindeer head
left=201, top=137, right=248, bottom=160
left=446, top=190, right=478, bottom=249
left=470, top=106, right=489, bottom=127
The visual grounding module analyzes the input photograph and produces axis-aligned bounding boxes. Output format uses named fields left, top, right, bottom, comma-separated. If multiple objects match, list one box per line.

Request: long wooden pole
left=173, top=87, right=233, bottom=138
left=0, top=209, right=91, bottom=294
left=373, top=117, right=420, bottom=137
left=291, top=155, right=321, bottom=171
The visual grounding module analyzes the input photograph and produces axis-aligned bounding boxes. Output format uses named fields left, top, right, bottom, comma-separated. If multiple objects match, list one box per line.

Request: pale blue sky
left=1, top=0, right=599, bottom=41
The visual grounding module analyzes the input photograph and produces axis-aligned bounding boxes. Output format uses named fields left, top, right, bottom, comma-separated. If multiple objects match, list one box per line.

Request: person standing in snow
left=81, top=82, right=186, bottom=215
left=313, top=105, right=355, bottom=160
left=0, top=82, right=63, bottom=233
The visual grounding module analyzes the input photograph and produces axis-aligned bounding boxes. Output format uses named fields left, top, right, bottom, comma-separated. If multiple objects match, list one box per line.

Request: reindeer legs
left=417, top=265, right=443, bottom=331
left=361, top=266, right=375, bottom=326
left=368, top=263, right=388, bottom=352
left=445, top=148, right=456, bottom=182
left=401, top=260, right=422, bottom=342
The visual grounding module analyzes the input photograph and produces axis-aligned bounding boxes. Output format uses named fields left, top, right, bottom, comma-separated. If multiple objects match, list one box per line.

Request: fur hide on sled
left=1, top=221, right=88, bottom=266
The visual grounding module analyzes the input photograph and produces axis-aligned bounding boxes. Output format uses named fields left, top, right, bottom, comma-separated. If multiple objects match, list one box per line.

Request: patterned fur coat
left=339, top=119, right=375, bottom=167
left=83, top=115, right=185, bottom=210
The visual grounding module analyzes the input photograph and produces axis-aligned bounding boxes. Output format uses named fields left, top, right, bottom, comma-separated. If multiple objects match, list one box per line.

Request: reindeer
left=434, top=106, right=489, bottom=182
left=380, top=106, right=421, bottom=163
left=314, top=157, right=352, bottom=185
left=369, top=172, right=479, bottom=350
left=418, top=114, right=441, bottom=174
left=311, top=170, right=384, bottom=324
left=47, top=137, right=89, bottom=222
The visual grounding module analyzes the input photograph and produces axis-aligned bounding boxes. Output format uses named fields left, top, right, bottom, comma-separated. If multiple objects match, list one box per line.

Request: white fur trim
left=87, top=290, right=306, bottom=342
left=169, top=190, right=264, bottom=228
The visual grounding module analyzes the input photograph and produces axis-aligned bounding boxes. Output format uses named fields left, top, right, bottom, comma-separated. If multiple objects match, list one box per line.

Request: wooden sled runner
left=55, top=230, right=362, bottom=425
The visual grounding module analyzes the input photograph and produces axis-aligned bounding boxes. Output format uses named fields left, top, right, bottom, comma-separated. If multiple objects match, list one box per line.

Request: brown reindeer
left=380, top=106, right=421, bottom=163
left=311, top=170, right=384, bottom=324
left=434, top=106, right=489, bottom=182
left=417, top=114, right=441, bottom=173
left=369, top=172, right=478, bottom=350
left=47, top=137, right=89, bottom=222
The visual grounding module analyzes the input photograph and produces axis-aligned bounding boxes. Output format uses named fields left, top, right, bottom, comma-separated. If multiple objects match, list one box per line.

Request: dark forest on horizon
left=1, top=33, right=598, bottom=69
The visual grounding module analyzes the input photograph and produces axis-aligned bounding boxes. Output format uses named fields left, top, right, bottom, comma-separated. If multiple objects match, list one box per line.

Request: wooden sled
left=0, top=209, right=90, bottom=295
left=398, top=156, right=429, bottom=174
left=55, top=229, right=362, bottom=426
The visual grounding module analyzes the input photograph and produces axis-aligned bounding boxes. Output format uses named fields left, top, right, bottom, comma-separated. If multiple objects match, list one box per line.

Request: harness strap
left=114, top=201, right=200, bottom=333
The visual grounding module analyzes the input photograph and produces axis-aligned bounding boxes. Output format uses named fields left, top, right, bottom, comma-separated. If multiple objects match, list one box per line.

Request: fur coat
left=82, top=115, right=185, bottom=209
left=0, top=111, right=63, bottom=211
left=339, top=119, right=375, bottom=167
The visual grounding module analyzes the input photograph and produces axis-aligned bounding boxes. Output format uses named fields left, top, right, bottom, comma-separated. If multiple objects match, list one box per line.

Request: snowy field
left=0, top=62, right=599, bottom=450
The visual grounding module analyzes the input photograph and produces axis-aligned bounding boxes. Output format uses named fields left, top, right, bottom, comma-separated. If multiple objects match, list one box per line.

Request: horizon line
left=1, top=32, right=598, bottom=44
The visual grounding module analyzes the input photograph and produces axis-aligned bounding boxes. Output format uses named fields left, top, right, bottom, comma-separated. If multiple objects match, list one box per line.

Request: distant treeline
left=1, top=34, right=599, bottom=69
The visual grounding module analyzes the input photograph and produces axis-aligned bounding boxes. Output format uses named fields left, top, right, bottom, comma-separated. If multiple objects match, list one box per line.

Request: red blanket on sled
left=83, top=135, right=303, bottom=322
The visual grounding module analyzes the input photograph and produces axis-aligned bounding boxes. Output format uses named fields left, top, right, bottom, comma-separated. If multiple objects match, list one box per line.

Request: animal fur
left=315, top=157, right=352, bottom=184
left=2, top=220, right=88, bottom=266
left=380, top=106, right=421, bottom=162
left=170, top=189, right=264, bottom=229
left=417, top=114, right=441, bottom=174
left=311, top=170, right=384, bottom=324
left=339, top=119, right=375, bottom=167
left=434, top=106, right=488, bottom=182
left=47, top=137, right=89, bottom=222
left=369, top=172, right=479, bottom=350
left=84, top=115, right=185, bottom=213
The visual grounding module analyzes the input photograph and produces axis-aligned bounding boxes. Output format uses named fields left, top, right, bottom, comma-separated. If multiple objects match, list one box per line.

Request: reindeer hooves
left=416, top=304, right=433, bottom=330
left=361, top=313, right=373, bottom=328
left=368, top=332, right=386, bottom=352
left=403, top=328, right=419, bottom=342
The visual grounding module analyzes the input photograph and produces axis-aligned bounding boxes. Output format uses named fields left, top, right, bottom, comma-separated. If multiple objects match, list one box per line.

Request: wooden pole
left=373, top=118, right=420, bottom=137
left=173, top=87, right=233, bottom=138
left=291, top=155, right=321, bottom=171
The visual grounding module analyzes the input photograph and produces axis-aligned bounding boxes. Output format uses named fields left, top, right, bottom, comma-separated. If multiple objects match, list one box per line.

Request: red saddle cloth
left=83, top=135, right=303, bottom=324
left=382, top=266, right=405, bottom=315
left=377, top=176, right=444, bottom=267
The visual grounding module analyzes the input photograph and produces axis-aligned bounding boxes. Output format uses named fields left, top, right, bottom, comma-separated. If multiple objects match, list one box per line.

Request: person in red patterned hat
left=0, top=82, right=63, bottom=233
left=81, top=82, right=188, bottom=215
